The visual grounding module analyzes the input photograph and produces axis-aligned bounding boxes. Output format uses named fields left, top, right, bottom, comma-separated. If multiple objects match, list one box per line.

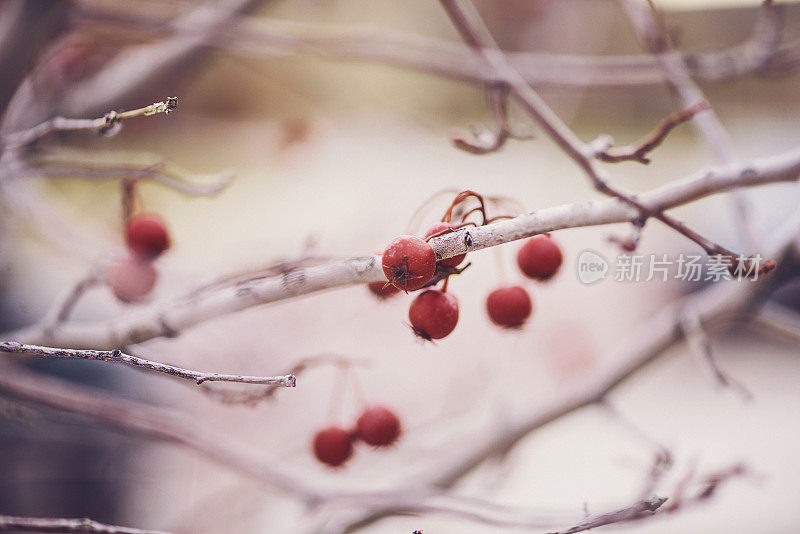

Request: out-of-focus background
left=1, top=1, right=799, bottom=533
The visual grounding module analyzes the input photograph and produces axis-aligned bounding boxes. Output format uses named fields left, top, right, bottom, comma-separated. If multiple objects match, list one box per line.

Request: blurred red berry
left=356, top=406, right=401, bottom=447
left=424, top=222, right=466, bottom=267
left=109, top=256, right=157, bottom=303
left=517, top=235, right=562, bottom=280
left=367, top=281, right=400, bottom=300
left=312, top=426, right=353, bottom=467
left=408, top=289, right=459, bottom=340
left=125, top=213, right=170, bottom=260
left=486, top=286, right=533, bottom=328
left=382, top=235, right=436, bottom=291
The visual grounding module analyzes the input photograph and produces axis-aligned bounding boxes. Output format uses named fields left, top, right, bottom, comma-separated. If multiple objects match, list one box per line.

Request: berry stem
left=442, top=190, right=488, bottom=224
left=493, top=246, right=508, bottom=286
left=121, top=178, right=140, bottom=225
left=326, top=363, right=350, bottom=423
left=348, top=367, right=368, bottom=410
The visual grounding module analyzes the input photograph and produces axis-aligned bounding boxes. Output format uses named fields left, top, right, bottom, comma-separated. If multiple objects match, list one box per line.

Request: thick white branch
left=6, top=146, right=800, bottom=348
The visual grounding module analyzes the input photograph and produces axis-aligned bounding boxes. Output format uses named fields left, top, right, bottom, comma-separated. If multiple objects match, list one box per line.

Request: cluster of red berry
left=372, top=192, right=564, bottom=339
left=313, top=406, right=401, bottom=467
left=109, top=213, right=171, bottom=303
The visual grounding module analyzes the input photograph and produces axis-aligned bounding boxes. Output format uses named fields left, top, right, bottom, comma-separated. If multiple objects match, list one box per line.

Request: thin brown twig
left=0, top=342, right=296, bottom=388
left=598, top=101, right=710, bottom=164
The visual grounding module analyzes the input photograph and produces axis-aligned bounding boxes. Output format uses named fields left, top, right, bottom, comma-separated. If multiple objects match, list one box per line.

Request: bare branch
left=0, top=515, right=172, bottom=534
left=198, top=353, right=367, bottom=406
left=2, top=97, right=177, bottom=149
left=664, top=463, right=749, bottom=514
left=679, top=307, right=752, bottom=400
left=76, top=5, right=800, bottom=89
left=437, top=0, right=748, bottom=259
left=6, top=145, right=800, bottom=348
left=39, top=266, right=107, bottom=335
left=548, top=496, right=666, bottom=534
left=0, top=362, right=320, bottom=499
left=18, top=147, right=235, bottom=197
left=597, top=101, right=710, bottom=164
left=0, top=342, right=296, bottom=388
left=451, top=83, right=533, bottom=154
left=620, top=0, right=760, bottom=249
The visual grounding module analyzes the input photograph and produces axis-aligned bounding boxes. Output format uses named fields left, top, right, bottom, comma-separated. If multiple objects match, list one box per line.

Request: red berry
left=109, top=256, right=157, bottom=303
left=517, top=235, right=562, bottom=281
left=382, top=235, right=436, bottom=292
left=125, top=213, right=170, bottom=260
left=408, top=289, right=459, bottom=340
left=356, top=406, right=401, bottom=447
left=367, top=281, right=400, bottom=300
left=424, top=222, right=466, bottom=268
left=312, top=426, right=353, bottom=467
left=486, top=286, right=533, bottom=328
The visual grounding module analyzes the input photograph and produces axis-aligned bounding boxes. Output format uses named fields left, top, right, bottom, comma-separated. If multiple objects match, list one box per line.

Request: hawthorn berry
left=355, top=406, right=402, bottom=447
left=367, top=281, right=400, bottom=300
left=424, top=222, right=466, bottom=268
left=382, top=235, right=436, bottom=292
left=312, top=426, right=354, bottom=467
left=408, top=289, right=459, bottom=340
left=517, top=235, right=562, bottom=281
left=109, top=256, right=157, bottom=303
left=125, top=213, right=170, bottom=260
left=486, top=286, right=533, bottom=328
